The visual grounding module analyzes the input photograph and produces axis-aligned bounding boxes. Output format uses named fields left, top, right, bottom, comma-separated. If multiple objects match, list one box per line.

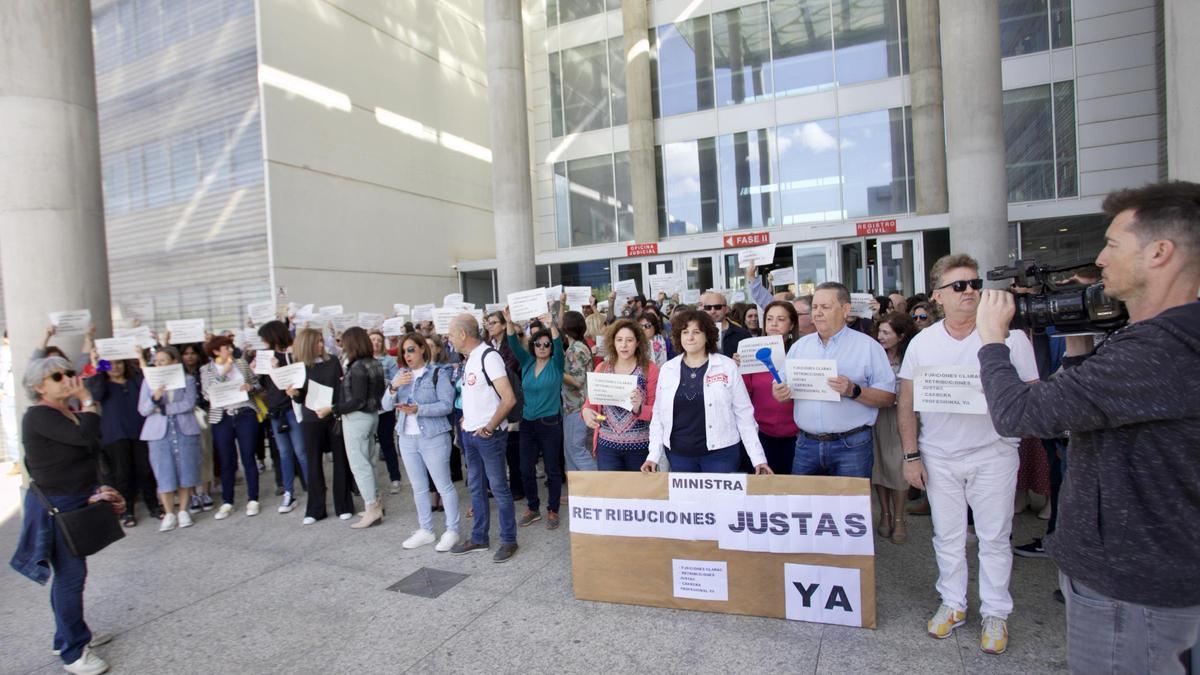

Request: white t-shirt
left=899, top=320, right=1039, bottom=458
left=402, top=367, right=427, bottom=436
left=460, top=345, right=508, bottom=432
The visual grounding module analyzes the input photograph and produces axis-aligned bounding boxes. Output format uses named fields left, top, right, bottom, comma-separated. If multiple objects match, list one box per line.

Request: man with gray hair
left=444, top=314, right=519, bottom=562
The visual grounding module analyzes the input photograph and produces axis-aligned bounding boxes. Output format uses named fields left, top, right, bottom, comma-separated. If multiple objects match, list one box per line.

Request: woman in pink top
left=582, top=319, right=659, bottom=471
left=741, top=301, right=800, bottom=474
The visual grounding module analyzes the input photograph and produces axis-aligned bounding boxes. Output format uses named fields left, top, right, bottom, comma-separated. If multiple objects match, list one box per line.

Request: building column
left=484, top=0, right=537, bottom=298
left=623, top=0, right=659, bottom=243
left=0, top=2, right=112, bottom=413
left=907, top=0, right=948, bottom=215
left=1165, top=0, right=1200, bottom=182
left=940, top=0, right=1008, bottom=275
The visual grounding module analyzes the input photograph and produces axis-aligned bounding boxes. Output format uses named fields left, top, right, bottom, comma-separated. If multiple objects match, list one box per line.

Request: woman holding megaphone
left=741, top=301, right=801, bottom=475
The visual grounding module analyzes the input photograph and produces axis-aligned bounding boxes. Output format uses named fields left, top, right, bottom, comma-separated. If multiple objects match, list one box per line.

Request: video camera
left=986, top=259, right=1128, bottom=333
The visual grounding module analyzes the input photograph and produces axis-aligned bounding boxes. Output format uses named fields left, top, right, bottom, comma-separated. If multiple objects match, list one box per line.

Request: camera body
left=986, top=259, right=1128, bottom=334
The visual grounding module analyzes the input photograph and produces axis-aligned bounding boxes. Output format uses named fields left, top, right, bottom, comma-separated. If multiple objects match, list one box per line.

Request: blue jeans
left=791, top=427, right=874, bottom=478
left=666, top=444, right=742, bottom=473
left=597, top=442, right=648, bottom=471
left=47, top=493, right=92, bottom=664
left=519, top=415, right=563, bottom=514
left=462, top=429, right=517, bottom=545
left=270, top=408, right=308, bottom=495
left=212, top=408, right=260, bottom=504
left=562, top=410, right=596, bottom=472
left=397, top=431, right=460, bottom=533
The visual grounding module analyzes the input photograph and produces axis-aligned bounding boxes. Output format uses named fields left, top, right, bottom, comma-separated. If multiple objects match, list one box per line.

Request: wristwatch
left=903, top=451, right=921, bottom=462
left=848, top=383, right=862, bottom=400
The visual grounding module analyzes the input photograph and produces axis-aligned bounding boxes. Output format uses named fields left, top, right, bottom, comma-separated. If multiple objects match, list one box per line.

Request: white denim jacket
left=647, top=353, right=767, bottom=467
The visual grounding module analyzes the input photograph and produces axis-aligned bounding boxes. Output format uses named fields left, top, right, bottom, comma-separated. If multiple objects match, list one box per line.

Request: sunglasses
left=49, top=370, right=77, bottom=382
left=702, top=304, right=726, bottom=311
left=911, top=313, right=929, bottom=321
left=533, top=341, right=551, bottom=348
left=936, top=278, right=983, bottom=293
left=403, top=346, right=419, bottom=354
left=638, top=323, right=653, bottom=329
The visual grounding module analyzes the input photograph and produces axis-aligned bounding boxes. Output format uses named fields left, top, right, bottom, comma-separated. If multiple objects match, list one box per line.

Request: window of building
left=554, top=153, right=636, bottom=247
left=718, top=129, right=776, bottom=230
left=143, top=140, right=171, bottom=208
left=554, top=162, right=571, bottom=248
left=608, top=38, right=628, bottom=126
left=776, top=117, right=842, bottom=224
left=547, top=0, right=617, bottom=27
left=553, top=260, right=612, bottom=296
left=832, top=0, right=903, bottom=85
left=839, top=108, right=909, bottom=218
left=170, top=133, right=198, bottom=202
left=712, top=3, right=773, bottom=107
left=1000, top=0, right=1072, bottom=57
left=770, top=0, right=835, bottom=96
left=559, top=41, right=611, bottom=135
left=614, top=151, right=634, bottom=241
left=1019, top=215, right=1107, bottom=269
left=655, top=16, right=715, bottom=117
left=1050, top=0, right=1072, bottom=48
left=661, top=137, right=721, bottom=235
left=460, top=270, right=496, bottom=306
left=1004, top=80, right=1076, bottom=202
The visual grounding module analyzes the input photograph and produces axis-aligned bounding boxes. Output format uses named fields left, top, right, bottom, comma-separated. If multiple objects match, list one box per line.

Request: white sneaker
left=63, top=647, right=109, bottom=675
left=159, top=513, right=177, bottom=532
left=53, top=633, right=111, bottom=656
left=436, top=530, right=460, bottom=553
left=214, top=503, right=234, bottom=520
left=302, top=517, right=317, bottom=525
left=278, top=492, right=297, bottom=513
left=402, top=529, right=437, bottom=549
left=389, top=480, right=402, bottom=494
left=338, top=513, right=353, bottom=521
left=246, top=501, right=260, bottom=517
left=176, top=510, right=194, bottom=528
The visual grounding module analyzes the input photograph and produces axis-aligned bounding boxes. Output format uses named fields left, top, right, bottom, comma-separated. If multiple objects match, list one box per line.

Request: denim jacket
left=380, top=365, right=454, bottom=439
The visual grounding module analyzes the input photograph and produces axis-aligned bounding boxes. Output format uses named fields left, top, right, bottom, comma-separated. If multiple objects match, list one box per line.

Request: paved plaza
left=0, top=465, right=1067, bottom=674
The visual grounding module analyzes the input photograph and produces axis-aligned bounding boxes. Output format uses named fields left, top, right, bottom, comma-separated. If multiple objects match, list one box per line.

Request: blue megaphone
left=755, top=346, right=782, bottom=384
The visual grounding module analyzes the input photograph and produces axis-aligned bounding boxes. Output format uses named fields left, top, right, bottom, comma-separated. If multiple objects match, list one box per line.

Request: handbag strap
left=28, top=481, right=59, bottom=515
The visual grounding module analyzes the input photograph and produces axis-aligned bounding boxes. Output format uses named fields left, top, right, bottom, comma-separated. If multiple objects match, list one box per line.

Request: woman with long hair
left=741, top=300, right=801, bottom=474
left=254, top=320, right=308, bottom=514
left=731, top=303, right=763, bottom=337
left=582, top=319, right=659, bottom=471
left=84, top=354, right=154, bottom=527
left=369, top=329, right=404, bottom=494
left=560, top=310, right=595, bottom=472
left=638, top=311, right=669, bottom=367
left=200, top=334, right=262, bottom=520
left=872, top=311, right=918, bottom=543
left=288, top=328, right=353, bottom=523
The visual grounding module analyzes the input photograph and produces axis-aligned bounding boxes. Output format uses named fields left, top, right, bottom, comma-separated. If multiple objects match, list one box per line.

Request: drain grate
left=386, top=567, right=469, bottom=598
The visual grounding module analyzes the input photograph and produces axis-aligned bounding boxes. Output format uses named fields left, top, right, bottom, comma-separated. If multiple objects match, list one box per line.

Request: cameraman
left=976, top=181, right=1200, bottom=674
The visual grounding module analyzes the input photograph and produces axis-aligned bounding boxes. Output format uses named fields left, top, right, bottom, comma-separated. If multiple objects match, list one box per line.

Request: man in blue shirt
left=772, top=282, right=896, bottom=477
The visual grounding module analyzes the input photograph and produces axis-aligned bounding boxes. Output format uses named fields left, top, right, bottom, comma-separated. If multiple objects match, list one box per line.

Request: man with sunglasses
left=700, top=291, right=751, bottom=358
left=897, top=253, right=1039, bottom=656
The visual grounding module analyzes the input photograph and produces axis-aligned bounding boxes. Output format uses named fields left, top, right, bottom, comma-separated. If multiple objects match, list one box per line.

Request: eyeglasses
left=702, top=304, right=726, bottom=311
left=936, top=278, right=983, bottom=293
left=533, top=341, right=551, bottom=348
left=403, top=346, right=419, bottom=354
left=638, top=323, right=653, bottom=329
left=911, top=313, right=929, bottom=321
left=49, top=370, right=77, bottom=382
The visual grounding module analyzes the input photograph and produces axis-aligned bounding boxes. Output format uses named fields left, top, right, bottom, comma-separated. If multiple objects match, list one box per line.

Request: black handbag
left=30, top=482, right=125, bottom=558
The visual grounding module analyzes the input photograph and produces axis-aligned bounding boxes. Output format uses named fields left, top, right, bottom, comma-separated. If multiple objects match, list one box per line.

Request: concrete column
left=940, top=0, right=1008, bottom=275
left=623, top=0, right=659, bottom=243
left=907, top=0, right=948, bottom=215
left=1165, top=0, right=1200, bottom=182
left=0, top=2, right=112, bottom=413
left=484, top=0, right=537, bottom=297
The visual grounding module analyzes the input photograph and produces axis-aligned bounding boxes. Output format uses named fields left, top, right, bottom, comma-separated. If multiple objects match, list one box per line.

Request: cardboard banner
left=568, top=472, right=876, bottom=628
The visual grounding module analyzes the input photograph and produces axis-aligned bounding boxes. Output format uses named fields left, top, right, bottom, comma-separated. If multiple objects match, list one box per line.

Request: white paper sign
left=771, top=267, right=796, bottom=287
left=95, top=337, right=140, bottom=361
left=736, top=335, right=786, bottom=376
left=737, top=243, right=777, bottom=267
left=330, top=314, right=355, bottom=332
left=432, top=308, right=459, bottom=335
left=318, top=305, right=343, bottom=318
left=246, top=301, right=276, bottom=326
left=732, top=290, right=746, bottom=303
left=358, top=312, right=385, bottom=330
left=238, top=329, right=268, bottom=352
left=566, top=496, right=716, bottom=541
left=613, top=278, right=639, bottom=302
left=392, top=303, right=410, bottom=317
left=49, top=310, right=91, bottom=335
left=115, top=325, right=156, bottom=349
left=586, top=372, right=637, bottom=410
left=891, top=243, right=905, bottom=259
left=507, top=288, right=549, bottom=323
left=144, top=364, right=186, bottom=391
left=412, top=304, right=435, bottom=323
left=673, top=559, right=728, bottom=602
left=208, top=381, right=248, bottom=408
left=668, top=473, right=748, bottom=502
left=442, top=293, right=464, bottom=307
left=545, top=285, right=563, bottom=303
left=786, top=359, right=840, bottom=401
left=564, top=286, right=592, bottom=310
left=784, top=563, right=863, bottom=627
left=913, top=365, right=987, bottom=414
left=681, top=289, right=701, bottom=304
left=253, top=354, right=273, bottom=375
left=648, top=273, right=680, bottom=299
left=849, top=293, right=875, bottom=319
left=305, top=381, right=333, bottom=412
left=715, top=494, right=873, bottom=555
left=123, top=299, right=155, bottom=323
left=381, top=317, right=407, bottom=337
left=166, top=319, right=205, bottom=345
left=269, top=362, right=307, bottom=390
left=485, top=303, right=505, bottom=314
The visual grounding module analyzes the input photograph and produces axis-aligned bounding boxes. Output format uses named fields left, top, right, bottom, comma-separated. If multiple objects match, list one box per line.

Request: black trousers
left=102, top=438, right=157, bottom=516
left=302, top=420, right=354, bottom=519
left=377, top=410, right=402, bottom=483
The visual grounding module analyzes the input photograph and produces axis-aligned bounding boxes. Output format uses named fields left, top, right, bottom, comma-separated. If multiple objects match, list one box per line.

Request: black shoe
left=1014, top=538, right=1048, bottom=558
left=493, top=542, right=518, bottom=563
left=450, top=540, right=489, bottom=555
left=1054, top=589, right=1065, bottom=604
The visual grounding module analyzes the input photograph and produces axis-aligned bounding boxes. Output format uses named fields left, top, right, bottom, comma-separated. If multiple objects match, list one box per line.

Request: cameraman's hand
left=976, top=290, right=1015, bottom=345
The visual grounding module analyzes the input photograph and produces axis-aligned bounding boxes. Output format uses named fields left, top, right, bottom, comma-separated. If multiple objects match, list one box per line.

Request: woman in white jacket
left=642, top=309, right=773, bottom=475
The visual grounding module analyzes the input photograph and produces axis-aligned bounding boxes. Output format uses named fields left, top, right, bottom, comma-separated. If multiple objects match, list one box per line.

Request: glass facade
left=1003, top=81, right=1077, bottom=202
left=999, top=0, right=1073, bottom=58
left=550, top=38, right=627, bottom=136
left=771, top=0, right=835, bottom=96
left=554, top=152, right=633, bottom=247
left=713, top=3, right=773, bottom=106
left=547, top=0, right=619, bottom=27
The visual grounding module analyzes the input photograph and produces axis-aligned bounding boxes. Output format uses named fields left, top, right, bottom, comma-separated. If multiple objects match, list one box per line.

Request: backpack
left=481, top=346, right=524, bottom=424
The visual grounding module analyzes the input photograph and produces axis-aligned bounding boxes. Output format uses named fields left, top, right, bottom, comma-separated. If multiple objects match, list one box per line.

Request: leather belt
left=799, top=425, right=870, bottom=442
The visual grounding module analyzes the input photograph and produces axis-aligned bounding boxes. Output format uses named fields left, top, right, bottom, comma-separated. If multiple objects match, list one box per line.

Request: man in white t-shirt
left=445, top=314, right=519, bottom=563
left=897, top=254, right=1039, bottom=656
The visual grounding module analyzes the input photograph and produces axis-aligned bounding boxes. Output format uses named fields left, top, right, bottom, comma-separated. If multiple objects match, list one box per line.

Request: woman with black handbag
left=10, top=356, right=125, bottom=675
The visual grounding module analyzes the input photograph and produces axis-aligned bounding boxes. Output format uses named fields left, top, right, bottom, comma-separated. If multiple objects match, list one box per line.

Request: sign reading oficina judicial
left=568, top=471, right=876, bottom=628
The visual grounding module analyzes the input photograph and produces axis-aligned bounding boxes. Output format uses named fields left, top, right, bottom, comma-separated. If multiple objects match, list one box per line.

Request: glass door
left=613, top=256, right=677, bottom=300
left=838, top=239, right=874, bottom=294
left=790, top=244, right=832, bottom=296
left=874, top=233, right=924, bottom=295
left=681, top=253, right=720, bottom=296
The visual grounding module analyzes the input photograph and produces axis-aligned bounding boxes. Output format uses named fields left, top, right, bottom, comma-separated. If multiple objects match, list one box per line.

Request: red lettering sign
left=626, top=243, right=659, bottom=257
left=721, top=232, right=771, bottom=248
left=855, top=219, right=897, bottom=236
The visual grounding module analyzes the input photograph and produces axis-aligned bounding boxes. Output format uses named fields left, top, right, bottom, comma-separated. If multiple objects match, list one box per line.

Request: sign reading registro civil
left=855, top=219, right=897, bottom=236
left=722, top=231, right=770, bottom=249
left=627, top=243, right=659, bottom=257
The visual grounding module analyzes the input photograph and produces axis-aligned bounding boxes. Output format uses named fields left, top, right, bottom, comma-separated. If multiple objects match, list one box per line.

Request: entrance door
left=838, top=239, right=873, bottom=294
left=681, top=252, right=720, bottom=295
left=874, top=233, right=924, bottom=296
left=614, top=256, right=676, bottom=300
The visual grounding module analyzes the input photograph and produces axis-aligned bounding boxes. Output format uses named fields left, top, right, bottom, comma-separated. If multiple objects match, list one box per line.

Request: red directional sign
left=722, top=232, right=770, bottom=248
left=855, top=219, right=897, bottom=236
left=626, top=243, right=659, bottom=257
